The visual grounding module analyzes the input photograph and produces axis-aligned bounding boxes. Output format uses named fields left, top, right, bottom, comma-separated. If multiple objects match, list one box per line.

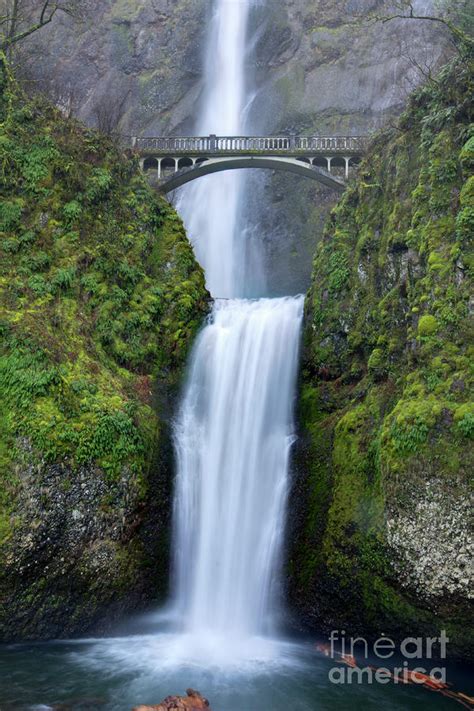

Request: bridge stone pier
left=125, top=135, right=369, bottom=193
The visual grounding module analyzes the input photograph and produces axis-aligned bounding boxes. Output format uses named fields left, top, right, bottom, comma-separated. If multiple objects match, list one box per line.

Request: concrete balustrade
left=127, top=134, right=368, bottom=155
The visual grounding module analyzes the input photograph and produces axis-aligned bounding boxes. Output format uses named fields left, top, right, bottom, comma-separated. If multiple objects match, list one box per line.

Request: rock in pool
left=133, top=688, right=211, bottom=710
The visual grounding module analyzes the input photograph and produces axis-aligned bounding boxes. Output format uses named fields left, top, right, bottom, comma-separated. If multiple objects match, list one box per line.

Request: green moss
left=367, top=347, right=387, bottom=380
left=294, top=55, right=473, bottom=656
left=0, top=70, right=208, bottom=484
left=417, top=314, right=439, bottom=336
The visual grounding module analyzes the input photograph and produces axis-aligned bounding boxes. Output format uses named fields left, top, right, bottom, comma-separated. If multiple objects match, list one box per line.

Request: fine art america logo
left=322, top=630, right=449, bottom=686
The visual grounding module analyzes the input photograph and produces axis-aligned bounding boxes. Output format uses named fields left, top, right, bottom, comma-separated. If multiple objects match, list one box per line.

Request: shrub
left=328, top=251, right=350, bottom=293
left=28, top=275, right=49, bottom=296
left=457, top=413, right=474, bottom=438
left=367, top=348, right=387, bottom=380
left=51, top=267, right=76, bottom=292
left=0, top=200, right=23, bottom=231
left=86, top=168, right=113, bottom=203
left=459, top=136, right=474, bottom=172
left=62, top=200, right=82, bottom=224
left=454, top=404, right=474, bottom=439
left=418, top=314, right=439, bottom=337
left=388, top=399, right=440, bottom=454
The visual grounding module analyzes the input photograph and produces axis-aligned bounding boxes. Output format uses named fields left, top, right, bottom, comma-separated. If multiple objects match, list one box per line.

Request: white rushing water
left=173, top=296, right=304, bottom=646
left=171, top=0, right=305, bottom=660
left=177, top=0, right=253, bottom=297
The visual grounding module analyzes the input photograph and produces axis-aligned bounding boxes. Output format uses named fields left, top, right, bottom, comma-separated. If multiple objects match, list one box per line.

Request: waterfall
left=173, top=296, right=303, bottom=642
left=172, top=0, right=304, bottom=654
left=176, top=0, right=259, bottom=297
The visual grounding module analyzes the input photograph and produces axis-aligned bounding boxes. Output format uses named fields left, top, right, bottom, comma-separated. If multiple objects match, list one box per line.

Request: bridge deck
left=125, top=134, right=368, bottom=156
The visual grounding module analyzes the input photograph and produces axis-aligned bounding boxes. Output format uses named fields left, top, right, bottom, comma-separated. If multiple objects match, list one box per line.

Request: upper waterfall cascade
left=176, top=0, right=251, bottom=298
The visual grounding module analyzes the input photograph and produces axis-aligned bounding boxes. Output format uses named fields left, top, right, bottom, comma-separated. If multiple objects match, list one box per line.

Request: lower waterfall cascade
left=172, top=296, right=304, bottom=650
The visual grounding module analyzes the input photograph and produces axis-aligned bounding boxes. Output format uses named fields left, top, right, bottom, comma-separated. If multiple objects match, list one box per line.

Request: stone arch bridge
left=124, top=135, right=369, bottom=193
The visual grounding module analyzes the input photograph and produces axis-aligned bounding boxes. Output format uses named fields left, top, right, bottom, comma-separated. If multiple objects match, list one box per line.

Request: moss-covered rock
left=288, top=55, right=473, bottom=659
left=0, top=57, right=208, bottom=639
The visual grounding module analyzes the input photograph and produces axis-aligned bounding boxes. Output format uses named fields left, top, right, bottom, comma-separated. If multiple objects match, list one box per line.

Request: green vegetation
left=0, top=55, right=206, bottom=478
left=0, top=54, right=207, bottom=638
left=291, top=55, right=473, bottom=656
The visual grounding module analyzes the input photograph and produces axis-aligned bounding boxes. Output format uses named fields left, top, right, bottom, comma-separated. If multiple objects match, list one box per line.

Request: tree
left=365, top=0, right=474, bottom=54
left=92, top=88, right=132, bottom=137
left=0, top=0, right=79, bottom=54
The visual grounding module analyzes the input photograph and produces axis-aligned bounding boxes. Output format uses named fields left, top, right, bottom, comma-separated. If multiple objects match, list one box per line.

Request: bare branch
left=93, top=88, right=132, bottom=137
left=0, top=0, right=79, bottom=53
left=39, top=0, right=51, bottom=25
left=346, top=0, right=474, bottom=54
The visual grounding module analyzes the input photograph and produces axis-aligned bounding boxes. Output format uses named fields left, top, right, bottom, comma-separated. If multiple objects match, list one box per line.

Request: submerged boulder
left=133, top=688, right=211, bottom=710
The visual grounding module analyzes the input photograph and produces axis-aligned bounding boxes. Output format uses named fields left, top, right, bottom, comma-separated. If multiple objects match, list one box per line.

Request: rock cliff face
left=19, top=1, right=448, bottom=134
left=251, top=0, right=448, bottom=133
left=288, top=55, right=473, bottom=659
left=246, top=0, right=452, bottom=294
left=17, top=0, right=208, bottom=135
left=17, top=1, right=450, bottom=293
left=0, top=59, right=208, bottom=639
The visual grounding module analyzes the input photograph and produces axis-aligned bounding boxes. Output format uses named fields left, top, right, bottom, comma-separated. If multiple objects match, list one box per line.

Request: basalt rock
left=133, top=688, right=211, bottom=711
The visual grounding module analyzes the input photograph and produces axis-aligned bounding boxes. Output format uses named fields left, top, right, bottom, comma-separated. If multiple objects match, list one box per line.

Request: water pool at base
left=1, top=633, right=472, bottom=711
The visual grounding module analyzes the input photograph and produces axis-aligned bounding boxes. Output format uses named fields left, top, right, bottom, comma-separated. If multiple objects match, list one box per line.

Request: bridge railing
left=295, top=136, right=369, bottom=151
left=123, top=135, right=369, bottom=154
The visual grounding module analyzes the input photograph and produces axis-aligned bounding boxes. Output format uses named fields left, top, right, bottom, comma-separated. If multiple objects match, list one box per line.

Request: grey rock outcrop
left=1, top=438, right=169, bottom=640
left=19, top=0, right=208, bottom=134
left=386, top=478, right=474, bottom=601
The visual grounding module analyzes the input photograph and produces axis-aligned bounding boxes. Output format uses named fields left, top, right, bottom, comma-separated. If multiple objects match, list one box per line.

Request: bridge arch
left=154, top=156, right=346, bottom=194
left=312, top=156, right=327, bottom=169
left=178, top=157, right=194, bottom=170
left=143, top=156, right=159, bottom=172
left=161, top=156, right=177, bottom=173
